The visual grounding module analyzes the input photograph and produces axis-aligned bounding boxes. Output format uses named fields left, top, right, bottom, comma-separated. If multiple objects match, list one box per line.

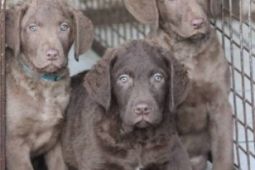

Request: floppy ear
left=84, top=49, right=117, bottom=111
left=5, top=4, right=27, bottom=57
left=72, top=10, right=94, bottom=61
left=168, top=57, right=191, bottom=112
left=208, top=0, right=222, bottom=17
left=124, top=0, right=159, bottom=26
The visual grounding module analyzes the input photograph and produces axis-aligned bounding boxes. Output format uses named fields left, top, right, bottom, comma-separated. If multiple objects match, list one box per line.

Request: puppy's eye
left=60, top=22, right=70, bottom=32
left=118, top=74, right=130, bottom=84
left=153, top=73, right=164, bottom=82
left=28, top=24, right=38, bottom=32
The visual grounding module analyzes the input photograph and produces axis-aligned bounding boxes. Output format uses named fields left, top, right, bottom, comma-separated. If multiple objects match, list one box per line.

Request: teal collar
left=20, top=61, right=63, bottom=82
left=41, top=73, right=62, bottom=81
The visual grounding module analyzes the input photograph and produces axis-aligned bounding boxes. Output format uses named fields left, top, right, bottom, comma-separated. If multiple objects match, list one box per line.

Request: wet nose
left=135, top=103, right=151, bottom=116
left=191, top=18, right=204, bottom=29
left=46, top=49, right=59, bottom=61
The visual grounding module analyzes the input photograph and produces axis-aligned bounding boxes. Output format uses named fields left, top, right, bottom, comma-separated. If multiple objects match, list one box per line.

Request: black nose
left=191, top=18, right=204, bottom=29
left=135, top=103, right=151, bottom=116
left=46, top=49, right=59, bottom=61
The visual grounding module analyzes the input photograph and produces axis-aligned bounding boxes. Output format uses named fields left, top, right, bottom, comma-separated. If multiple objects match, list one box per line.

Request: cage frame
left=0, top=0, right=6, bottom=170
left=0, top=0, right=254, bottom=170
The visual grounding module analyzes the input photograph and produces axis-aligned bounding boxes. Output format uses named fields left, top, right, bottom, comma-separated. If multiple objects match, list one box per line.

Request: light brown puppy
left=124, top=0, right=233, bottom=170
left=5, top=0, right=93, bottom=170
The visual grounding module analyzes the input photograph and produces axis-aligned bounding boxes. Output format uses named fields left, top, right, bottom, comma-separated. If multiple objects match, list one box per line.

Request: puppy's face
left=85, top=41, right=189, bottom=133
left=112, top=47, right=168, bottom=130
left=157, top=0, right=210, bottom=39
left=21, top=2, right=74, bottom=73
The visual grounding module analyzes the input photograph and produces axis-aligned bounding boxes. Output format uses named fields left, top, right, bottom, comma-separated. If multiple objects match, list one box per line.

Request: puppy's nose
left=135, top=103, right=151, bottom=116
left=191, top=18, right=204, bottom=29
left=46, top=49, right=59, bottom=61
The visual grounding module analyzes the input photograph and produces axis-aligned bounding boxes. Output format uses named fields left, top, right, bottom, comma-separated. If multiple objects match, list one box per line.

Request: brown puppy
left=124, top=0, right=233, bottom=170
left=62, top=40, right=192, bottom=170
left=5, top=0, right=94, bottom=170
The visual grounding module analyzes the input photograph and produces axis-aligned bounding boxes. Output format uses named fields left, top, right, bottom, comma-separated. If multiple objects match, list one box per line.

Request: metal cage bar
left=0, top=0, right=6, bottom=169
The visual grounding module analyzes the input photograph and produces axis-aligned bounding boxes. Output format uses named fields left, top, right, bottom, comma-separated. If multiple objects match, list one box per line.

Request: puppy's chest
left=7, top=82, right=70, bottom=148
left=101, top=140, right=170, bottom=170
left=10, top=84, right=68, bottom=119
left=176, top=81, right=212, bottom=131
left=174, top=53, right=219, bottom=134
left=177, top=56, right=210, bottom=83
left=39, top=86, right=69, bottom=123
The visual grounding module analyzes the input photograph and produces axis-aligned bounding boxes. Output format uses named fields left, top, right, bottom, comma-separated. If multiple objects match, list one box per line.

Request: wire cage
left=80, top=0, right=150, bottom=56
left=0, top=0, right=254, bottom=170
left=213, top=1, right=255, bottom=170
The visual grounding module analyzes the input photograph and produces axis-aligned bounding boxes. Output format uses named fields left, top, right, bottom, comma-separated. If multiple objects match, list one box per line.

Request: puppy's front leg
left=45, top=142, right=68, bottom=170
left=210, top=101, right=233, bottom=170
left=166, top=136, right=192, bottom=170
left=7, top=139, right=34, bottom=170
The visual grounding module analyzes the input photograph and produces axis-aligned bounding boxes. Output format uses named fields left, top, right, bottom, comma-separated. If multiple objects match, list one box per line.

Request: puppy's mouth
left=38, top=63, right=62, bottom=73
left=189, top=32, right=207, bottom=40
left=135, top=120, right=151, bottom=128
left=134, top=117, right=153, bottom=128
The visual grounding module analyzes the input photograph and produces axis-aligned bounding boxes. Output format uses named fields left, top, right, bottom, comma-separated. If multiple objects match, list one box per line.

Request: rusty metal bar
left=0, top=0, right=6, bottom=169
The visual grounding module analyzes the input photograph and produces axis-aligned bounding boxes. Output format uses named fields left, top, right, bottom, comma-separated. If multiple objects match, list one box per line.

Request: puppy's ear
left=5, top=4, right=28, bottom=57
left=124, top=0, right=159, bottom=26
left=168, top=57, right=191, bottom=112
left=84, top=49, right=117, bottom=111
left=208, top=0, right=222, bottom=17
left=72, top=10, right=94, bottom=61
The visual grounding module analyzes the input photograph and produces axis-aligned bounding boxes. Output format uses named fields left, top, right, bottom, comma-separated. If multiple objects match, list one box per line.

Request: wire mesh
left=0, top=0, right=254, bottom=169
left=80, top=0, right=150, bottom=54
left=0, top=0, right=6, bottom=170
left=78, top=0, right=255, bottom=169
left=213, top=0, right=255, bottom=169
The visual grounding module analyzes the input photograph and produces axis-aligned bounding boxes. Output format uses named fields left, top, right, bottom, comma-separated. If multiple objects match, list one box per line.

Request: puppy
left=124, top=0, right=233, bottom=170
left=5, top=0, right=94, bottom=170
left=62, top=40, right=192, bottom=170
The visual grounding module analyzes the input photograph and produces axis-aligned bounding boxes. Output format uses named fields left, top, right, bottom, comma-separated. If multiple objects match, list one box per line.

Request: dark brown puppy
left=5, top=0, right=93, bottom=170
left=62, top=40, right=192, bottom=170
left=124, top=0, right=233, bottom=170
